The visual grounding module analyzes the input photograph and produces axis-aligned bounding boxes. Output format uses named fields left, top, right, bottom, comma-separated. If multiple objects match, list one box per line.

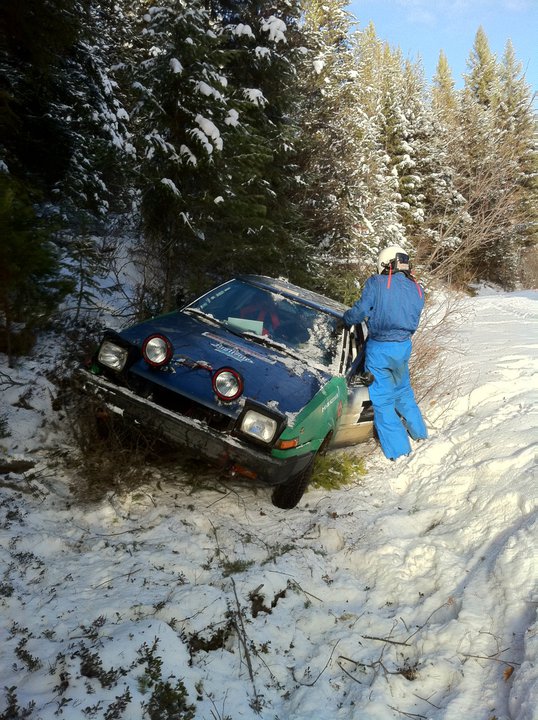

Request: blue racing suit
left=344, top=271, right=428, bottom=459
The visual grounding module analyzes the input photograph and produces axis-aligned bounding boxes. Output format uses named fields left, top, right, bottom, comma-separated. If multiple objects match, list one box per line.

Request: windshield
left=187, top=279, right=342, bottom=369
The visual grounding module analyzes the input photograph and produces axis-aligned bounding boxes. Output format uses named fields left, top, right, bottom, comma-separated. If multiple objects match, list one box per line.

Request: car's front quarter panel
left=271, top=376, right=348, bottom=459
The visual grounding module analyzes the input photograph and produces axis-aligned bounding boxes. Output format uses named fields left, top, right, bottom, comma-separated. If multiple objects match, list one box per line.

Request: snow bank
left=0, top=288, right=536, bottom=719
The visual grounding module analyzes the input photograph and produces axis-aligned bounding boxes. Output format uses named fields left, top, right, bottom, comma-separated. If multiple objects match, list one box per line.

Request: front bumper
left=77, top=369, right=313, bottom=486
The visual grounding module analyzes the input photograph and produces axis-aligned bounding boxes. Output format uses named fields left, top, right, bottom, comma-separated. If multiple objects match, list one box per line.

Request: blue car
left=79, top=275, right=373, bottom=508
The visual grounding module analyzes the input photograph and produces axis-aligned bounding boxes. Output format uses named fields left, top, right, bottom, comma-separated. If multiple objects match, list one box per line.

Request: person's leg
left=392, top=341, right=428, bottom=440
left=366, top=341, right=412, bottom=460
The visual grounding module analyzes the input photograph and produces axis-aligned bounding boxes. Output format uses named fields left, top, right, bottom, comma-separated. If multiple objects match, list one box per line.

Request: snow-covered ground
left=0, top=288, right=536, bottom=720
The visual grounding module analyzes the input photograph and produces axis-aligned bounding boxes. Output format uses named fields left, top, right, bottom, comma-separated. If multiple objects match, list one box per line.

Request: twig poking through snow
left=291, top=639, right=341, bottom=687
left=229, top=576, right=263, bottom=712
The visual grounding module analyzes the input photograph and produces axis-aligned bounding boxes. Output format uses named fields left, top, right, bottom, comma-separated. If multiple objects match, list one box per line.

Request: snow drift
left=0, top=288, right=536, bottom=720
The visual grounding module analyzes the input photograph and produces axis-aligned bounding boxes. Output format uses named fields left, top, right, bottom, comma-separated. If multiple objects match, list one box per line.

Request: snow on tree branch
left=261, top=16, right=287, bottom=44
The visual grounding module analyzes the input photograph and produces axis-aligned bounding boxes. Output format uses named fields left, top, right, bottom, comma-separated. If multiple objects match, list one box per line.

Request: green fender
left=271, top=377, right=348, bottom=460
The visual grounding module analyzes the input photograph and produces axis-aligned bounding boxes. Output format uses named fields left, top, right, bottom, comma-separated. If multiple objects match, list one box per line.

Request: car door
left=332, top=322, right=374, bottom=448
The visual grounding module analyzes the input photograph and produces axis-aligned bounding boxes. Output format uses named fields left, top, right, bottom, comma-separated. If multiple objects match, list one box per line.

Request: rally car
left=78, top=275, right=373, bottom=508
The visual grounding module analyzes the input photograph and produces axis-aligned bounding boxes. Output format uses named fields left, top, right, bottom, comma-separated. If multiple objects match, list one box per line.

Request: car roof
left=238, top=275, right=348, bottom=316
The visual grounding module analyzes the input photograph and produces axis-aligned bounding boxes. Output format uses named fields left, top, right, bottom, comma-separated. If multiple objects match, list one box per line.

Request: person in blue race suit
left=344, top=246, right=428, bottom=460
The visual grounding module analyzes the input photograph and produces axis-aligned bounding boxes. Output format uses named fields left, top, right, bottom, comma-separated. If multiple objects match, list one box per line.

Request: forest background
left=1, top=0, right=537, bottom=365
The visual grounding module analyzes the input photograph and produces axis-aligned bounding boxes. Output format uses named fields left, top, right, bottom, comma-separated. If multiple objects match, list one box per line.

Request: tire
left=271, top=432, right=333, bottom=509
left=271, top=458, right=315, bottom=509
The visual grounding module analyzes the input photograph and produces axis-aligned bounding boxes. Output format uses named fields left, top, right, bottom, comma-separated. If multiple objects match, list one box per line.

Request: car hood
left=117, top=312, right=333, bottom=419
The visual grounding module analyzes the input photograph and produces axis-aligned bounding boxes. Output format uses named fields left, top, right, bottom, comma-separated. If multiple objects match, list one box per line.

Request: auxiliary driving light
left=212, top=367, right=243, bottom=401
left=142, top=334, right=174, bottom=367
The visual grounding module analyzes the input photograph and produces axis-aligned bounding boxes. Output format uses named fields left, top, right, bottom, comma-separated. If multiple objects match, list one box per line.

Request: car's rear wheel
left=271, top=432, right=333, bottom=509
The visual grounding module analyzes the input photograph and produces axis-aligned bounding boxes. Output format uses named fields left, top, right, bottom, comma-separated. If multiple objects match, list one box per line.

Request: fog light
left=212, top=368, right=243, bottom=401
left=142, top=334, right=173, bottom=367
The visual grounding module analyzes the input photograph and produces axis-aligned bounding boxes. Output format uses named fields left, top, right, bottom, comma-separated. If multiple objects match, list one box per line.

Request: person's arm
left=343, top=278, right=375, bottom=327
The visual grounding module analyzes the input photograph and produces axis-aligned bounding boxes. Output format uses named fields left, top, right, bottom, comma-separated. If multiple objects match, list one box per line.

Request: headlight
left=142, top=334, right=173, bottom=367
left=97, top=340, right=128, bottom=372
left=212, top=368, right=243, bottom=401
left=240, top=410, right=278, bottom=443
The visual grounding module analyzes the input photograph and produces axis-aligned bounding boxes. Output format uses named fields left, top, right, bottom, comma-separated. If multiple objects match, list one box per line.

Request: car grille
left=125, top=372, right=234, bottom=433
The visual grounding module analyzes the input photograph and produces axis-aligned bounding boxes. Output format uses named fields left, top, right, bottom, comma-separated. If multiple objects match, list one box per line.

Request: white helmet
left=377, top=245, right=410, bottom=274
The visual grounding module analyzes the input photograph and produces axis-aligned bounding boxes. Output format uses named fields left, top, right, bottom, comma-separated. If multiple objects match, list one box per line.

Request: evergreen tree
left=349, top=24, right=406, bottom=274
left=495, top=40, right=538, bottom=284
left=465, top=26, right=499, bottom=109
left=0, top=0, right=132, bottom=338
left=56, top=1, right=133, bottom=221
left=455, top=28, right=536, bottom=287
left=422, top=53, right=468, bottom=276
left=130, top=0, right=308, bottom=309
left=0, top=1, right=131, bottom=216
left=54, top=1, right=135, bottom=324
left=387, top=58, right=428, bottom=235
left=432, top=50, right=458, bottom=120
left=127, top=1, right=224, bottom=310
left=294, top=0, right=368, bottom=296
left=0, top=173, right=73, bottom=365
left=0, top=0, right=79, bottom=191
left=454, top=81, right=502, bottom=283
left=204, top=0, right=310, bottom=287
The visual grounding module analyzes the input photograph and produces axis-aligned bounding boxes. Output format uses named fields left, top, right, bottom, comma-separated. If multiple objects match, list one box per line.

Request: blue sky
left=347, top=0, right=537, bottom=98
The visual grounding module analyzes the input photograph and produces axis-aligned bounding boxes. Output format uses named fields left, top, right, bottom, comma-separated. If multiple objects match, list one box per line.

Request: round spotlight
left=212, top=368, right=243, bottom=402
left=142, top=334, right=173, bottom=367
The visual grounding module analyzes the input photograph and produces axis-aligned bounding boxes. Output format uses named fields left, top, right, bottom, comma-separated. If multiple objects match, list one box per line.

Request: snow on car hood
left=117, top=311, right=333, bottom=418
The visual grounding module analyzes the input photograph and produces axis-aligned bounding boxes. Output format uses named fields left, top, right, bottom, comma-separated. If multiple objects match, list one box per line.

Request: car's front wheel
left=271, top=432, right=333, bottom=509
left=271, top=457, right=314, bottom=509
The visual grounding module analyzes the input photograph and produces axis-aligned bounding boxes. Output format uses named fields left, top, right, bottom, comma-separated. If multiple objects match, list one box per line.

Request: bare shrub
left=62, top=386, right=165, bottom=502
left=61, top=378, right=225, bottom=503
left=410, top=285, right=469, bottom=427
left=416, top=139, right=533, bottom=291
left=519, top=245, right=538, bottom=289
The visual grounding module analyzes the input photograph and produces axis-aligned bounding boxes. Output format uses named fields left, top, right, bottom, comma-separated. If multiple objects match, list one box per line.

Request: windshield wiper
left=183, top=308, right=250, bottom=340
left=245, top=332, right=303, bottom=362
left=183, top=307, right=224, bottom=328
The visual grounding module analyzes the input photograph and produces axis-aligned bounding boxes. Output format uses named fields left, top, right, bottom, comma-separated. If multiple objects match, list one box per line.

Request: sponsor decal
left=203, top=332, right=276, bottom=364
left=211, top=342, right=253, bottom=364
left=197, top=284, right=233, bottom=311
left=320, top=394, right=339, bottom=413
